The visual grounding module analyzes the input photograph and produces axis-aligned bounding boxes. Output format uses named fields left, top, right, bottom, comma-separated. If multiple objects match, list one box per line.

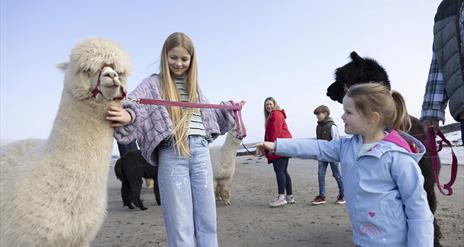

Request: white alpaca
left=0, top=38, right=131, bottom=247
left=211, top=127, right=242, bottom=206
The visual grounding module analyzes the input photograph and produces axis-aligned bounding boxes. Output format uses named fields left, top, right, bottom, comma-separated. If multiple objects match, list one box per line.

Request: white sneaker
left=269, top=195, right=287, bottom=207
left=286, top=195, right=295, bottom=204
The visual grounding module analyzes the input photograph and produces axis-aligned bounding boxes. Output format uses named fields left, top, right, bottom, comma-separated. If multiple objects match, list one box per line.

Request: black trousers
left=272, top=157, right=292, bottom=195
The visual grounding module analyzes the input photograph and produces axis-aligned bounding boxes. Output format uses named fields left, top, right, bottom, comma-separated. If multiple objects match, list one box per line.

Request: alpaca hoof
left=139, top=206, right=148, bottom=210
left=124, top=203, right=135, bottom=209
left=225, top=201, right=231, bottom=206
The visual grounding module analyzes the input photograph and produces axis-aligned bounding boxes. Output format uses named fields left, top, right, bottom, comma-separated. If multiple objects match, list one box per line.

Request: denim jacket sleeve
left=389, top=153, right=434, bottom=247
left=275, top=138, right=341, bottom=163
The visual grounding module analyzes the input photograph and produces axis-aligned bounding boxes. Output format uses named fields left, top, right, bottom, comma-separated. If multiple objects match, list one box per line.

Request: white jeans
left=158, top=136, right=218, bottom=247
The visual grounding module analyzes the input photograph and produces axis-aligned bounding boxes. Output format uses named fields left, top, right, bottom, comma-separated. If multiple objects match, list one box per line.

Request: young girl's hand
left=254, top=141, right=275, bottom=156
left=106, top=105, right=131, bottom=127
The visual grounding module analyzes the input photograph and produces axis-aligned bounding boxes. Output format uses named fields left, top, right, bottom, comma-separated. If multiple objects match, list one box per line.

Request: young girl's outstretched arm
left=256, top=138, right=342, bottom=163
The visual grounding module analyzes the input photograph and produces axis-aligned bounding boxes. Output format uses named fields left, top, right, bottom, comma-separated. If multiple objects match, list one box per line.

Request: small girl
left=256, top=83, right=433, bottom=246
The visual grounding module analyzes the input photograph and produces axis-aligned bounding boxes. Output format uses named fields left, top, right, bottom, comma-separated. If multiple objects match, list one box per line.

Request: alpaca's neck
left=44, top=92, right=116, bottom=177
left=220, top=133, right=241, bottom=161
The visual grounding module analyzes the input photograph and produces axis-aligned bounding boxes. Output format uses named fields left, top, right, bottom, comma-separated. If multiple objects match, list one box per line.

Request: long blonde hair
left=159, top=32, right=199, bottom=157
left=346, top=83, right=411, bottom=131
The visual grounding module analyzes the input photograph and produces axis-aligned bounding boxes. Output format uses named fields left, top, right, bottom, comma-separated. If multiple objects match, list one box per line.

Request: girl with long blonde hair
left=108, top=32, right=244, bottom=247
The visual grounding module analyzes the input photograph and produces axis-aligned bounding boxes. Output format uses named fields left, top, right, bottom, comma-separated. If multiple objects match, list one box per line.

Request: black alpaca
left=114, top=150, right=161, bottom=210
left=327, top=51, right=441, bottom=247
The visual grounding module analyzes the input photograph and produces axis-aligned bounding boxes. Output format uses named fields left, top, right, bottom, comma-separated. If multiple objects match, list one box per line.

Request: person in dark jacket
left=264, top=97, right=293, bottom=207
left=421, top=0, right=464, bottom=142
left=312, top=105, right=345, bottom=205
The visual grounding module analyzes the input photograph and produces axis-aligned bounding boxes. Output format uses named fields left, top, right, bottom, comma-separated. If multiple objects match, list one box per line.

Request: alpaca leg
left=153, top=179, right=161, bottom=206
left=409, top=117, right=441, bottom=246
left=74, top=240, right=90, bottom=247
left=418, top=156, right=441, bottom=246
left=145, top=178, right=154, bottom=189
left=152, top=165, right=161, bottom=205
left=222, top=178, right=233, bottom=206
left=217, top=179, right=230, bottom=205
left=121, top=180, right=134, bottom=209
left=130, top=178, right=147, bottom=210
left=214, top=179, right=222, bottom=201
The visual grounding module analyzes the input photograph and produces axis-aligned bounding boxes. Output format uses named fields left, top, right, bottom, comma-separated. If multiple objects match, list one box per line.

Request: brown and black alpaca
left=327, top=51, right=441, bottom=247
left=114, top=149, right=161, bottom=210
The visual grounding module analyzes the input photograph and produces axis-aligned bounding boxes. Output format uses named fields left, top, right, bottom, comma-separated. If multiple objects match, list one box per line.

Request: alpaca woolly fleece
left=212, top=127, right=242, bottom=205
left=0, top=38, right=131, bottom=247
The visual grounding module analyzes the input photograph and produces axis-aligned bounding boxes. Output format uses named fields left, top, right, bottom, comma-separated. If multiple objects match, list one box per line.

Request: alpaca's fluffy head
left=326, top=51, right=390, bottom=103
left=227, top=126, right=243, bottom=144
left=59, top=38, right=131, bottom=101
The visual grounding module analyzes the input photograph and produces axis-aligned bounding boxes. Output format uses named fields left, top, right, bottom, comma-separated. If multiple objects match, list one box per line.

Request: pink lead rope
left=127, top=98, right=246, bottom=139
left=426, top=126, right=458, bottom=196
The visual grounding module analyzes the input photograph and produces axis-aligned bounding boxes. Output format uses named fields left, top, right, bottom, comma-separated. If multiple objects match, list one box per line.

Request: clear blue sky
left=1, top=0, right=451, bottom=153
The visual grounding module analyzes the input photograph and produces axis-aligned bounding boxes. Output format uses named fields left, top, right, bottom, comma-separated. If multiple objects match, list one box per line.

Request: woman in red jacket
left=264, top=97, right=294, bottom=207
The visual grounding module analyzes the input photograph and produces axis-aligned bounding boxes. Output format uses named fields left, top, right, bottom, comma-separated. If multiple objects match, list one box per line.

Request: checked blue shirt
left=421, top=4, right=464, bottom=123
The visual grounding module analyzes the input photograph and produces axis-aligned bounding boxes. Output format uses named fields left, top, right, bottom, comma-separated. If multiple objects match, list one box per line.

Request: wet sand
left=93, top=156, right=464, bottom=247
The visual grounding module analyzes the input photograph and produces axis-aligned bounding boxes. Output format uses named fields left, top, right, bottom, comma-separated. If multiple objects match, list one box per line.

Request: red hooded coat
left=264, top=109, right=292, bottom=163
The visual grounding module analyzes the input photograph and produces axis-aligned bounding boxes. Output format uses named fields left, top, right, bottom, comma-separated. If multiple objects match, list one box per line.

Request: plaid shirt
left=421, top=53, right=447, bottom=122
left=421, top=4, right=464, bottom=123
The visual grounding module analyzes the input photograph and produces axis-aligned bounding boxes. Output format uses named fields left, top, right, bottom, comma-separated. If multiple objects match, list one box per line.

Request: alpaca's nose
left=113, top=78, right=121, bottom=87
left=103, top=70, right=118, bottom=79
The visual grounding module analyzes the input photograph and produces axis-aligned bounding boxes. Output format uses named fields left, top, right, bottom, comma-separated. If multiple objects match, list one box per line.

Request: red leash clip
left=426, top=126, right=459, bottom=196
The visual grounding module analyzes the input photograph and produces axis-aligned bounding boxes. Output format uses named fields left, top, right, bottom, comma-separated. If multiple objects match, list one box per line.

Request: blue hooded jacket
left=275, top=130, right=433, bottom=246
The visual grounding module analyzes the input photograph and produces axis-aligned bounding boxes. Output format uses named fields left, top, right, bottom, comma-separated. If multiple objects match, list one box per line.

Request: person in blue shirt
left=256, top=83, right=433, bottom=246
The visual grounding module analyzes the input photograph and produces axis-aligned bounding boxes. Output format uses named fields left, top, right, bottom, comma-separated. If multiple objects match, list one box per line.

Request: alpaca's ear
left=57, top=62, right=68, bottom=72
left=350, top=51, right=364, bottom=66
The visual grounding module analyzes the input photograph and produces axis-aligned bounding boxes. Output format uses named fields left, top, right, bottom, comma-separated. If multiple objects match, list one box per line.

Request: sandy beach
left=93, top=156, right=464, bottom=247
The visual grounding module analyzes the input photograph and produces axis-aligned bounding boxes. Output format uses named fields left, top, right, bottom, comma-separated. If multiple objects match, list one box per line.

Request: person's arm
left=421, top=52, right=448, bottom=129
left=273, top=138, right=342, bottom=163
left=199, top=88, right=245, bottom=135
left=390, top=154, right=434, bottom=247
left=212, top=101, right=237, bottom=135
left=112, top=77, right=156, bottom=144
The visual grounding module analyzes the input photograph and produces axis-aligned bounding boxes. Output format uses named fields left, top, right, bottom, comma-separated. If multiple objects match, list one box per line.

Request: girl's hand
left=239, top=100, right=246, bottom=108
left=254, top=141, right=275, bottom=156
left=107, top=105, right=131, bottom=127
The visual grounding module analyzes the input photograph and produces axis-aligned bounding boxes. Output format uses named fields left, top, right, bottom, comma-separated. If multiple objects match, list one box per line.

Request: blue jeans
left=272, top=157, right=292, bottom=195
left=317, top=161, right=344, bottom=197
left=158, top=136, right=218, bottom=247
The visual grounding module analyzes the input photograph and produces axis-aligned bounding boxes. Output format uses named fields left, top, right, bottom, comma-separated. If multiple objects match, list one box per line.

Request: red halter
left=425, top=126, right=459, bottom=196
left=90, top=64, right=126, bottom=100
